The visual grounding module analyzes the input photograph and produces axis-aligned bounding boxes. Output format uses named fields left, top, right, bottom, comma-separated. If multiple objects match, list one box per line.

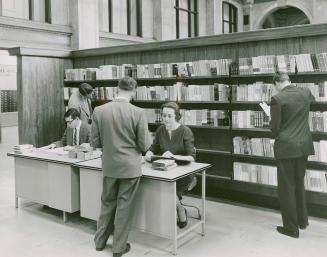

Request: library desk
left=74, top=158, right=211, bottom=255
left=7, top=150, right=100, bottom=222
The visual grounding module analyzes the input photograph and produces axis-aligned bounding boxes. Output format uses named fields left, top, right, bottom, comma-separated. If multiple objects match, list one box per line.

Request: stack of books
left=152, top=159, right=177, bottom=171
left=13, top=144, right=34, bottom=154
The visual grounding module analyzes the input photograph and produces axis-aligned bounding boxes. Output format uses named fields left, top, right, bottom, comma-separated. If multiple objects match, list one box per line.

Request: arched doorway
left=262, top=6, right=310, bottom=29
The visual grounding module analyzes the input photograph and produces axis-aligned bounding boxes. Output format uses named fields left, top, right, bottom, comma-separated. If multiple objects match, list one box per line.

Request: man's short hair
left=118, top=77, right=137, bottom=91
left=64, top=108, right=80, bottom=120
left=273, top=72, right=290, bottom=84
left=79, top=83, right=94, bottom=96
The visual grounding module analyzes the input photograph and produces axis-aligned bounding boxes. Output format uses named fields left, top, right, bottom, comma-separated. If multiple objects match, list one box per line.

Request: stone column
left=70, top=0, right=99, bottom=50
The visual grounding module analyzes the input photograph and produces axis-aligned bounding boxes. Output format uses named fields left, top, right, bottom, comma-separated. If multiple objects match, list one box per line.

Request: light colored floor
left=1, top=126, right=327, bottom=257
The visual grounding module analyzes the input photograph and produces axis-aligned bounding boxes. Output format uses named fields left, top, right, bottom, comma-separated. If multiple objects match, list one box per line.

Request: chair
left=180, top=174, right=202, bottom=220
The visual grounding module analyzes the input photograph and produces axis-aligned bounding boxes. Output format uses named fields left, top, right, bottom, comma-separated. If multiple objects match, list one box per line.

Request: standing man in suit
left=68, top=82, right=94, bottom=124
left=270, top=72, right=315, bottom=238
left=91, top=77, right=151, bottom=257
left=42, top=108, right=91, bottom=148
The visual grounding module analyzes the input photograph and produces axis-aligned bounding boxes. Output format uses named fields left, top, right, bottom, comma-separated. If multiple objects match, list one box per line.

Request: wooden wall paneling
left=73, top=56, right=105, bottom=69
left=18, top=56, right=70, bottom=147
left=102, top=52, right=139, bottom=65
left=140, top=48, right=185, bottom=64
left=300, top=35, right=327, bottom=54
left=271, top=38, right=301, bottom=56
left=237, top=38, right=301, bottom=59
left=140, top=50, right=163, bottom=64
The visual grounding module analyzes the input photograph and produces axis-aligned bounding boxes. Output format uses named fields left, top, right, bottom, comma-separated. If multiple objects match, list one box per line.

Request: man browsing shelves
left=268, top=72, right=315, bottom=238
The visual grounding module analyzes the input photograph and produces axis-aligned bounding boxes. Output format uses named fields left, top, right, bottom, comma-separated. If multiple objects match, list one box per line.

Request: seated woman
left=145, top=102, right=196, bottom=228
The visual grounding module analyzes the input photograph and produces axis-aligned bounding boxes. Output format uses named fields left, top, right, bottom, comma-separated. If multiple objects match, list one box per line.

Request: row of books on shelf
left=64, top=52, right=327, bottom=81
left=232, top=110, right=327, bottom=132
left=232, top=82, right=327, bottom=102
left=233, top=137, right=275, bottom=157
left=231, top=83, right=276, bottom=102
left=64, top=59, right=232, bottom=81
left=233, top=162, right=327, bottom=192
left=64, top=84, right=230, bottom=102
left=144, top=109, right=230, bottom=127
left=296, top=82, right=327, bottom=101
left=234, top=53, right=327, bottom=75
left=0, top=90, right=17, bottom=113
left=64, top=82, right=327, bottom=103
left=309, top=141, right=327, bottom=162
left=135, top=83, right=229, bottom=102
left=232, top=111, right=270, bottom=129
left=233, top=137, right=327, bottom=162
left=309, top=112, right=327, bottom=132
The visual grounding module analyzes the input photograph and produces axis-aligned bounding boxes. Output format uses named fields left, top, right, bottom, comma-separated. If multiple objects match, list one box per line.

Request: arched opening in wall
left=262, top=6, right=310, bottom=29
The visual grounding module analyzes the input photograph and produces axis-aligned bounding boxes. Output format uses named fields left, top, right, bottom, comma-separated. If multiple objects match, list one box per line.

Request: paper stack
left=13, top=144, right=35, bottom=154
left=152, top=159, right=177, bottom=171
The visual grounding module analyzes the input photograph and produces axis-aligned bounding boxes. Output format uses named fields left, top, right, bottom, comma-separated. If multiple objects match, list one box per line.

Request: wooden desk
left=7, top=150, right=100, bottom=222
left=75, top=158, right=211, bottom=255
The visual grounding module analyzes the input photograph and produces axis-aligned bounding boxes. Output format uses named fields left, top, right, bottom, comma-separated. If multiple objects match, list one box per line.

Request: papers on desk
left=35, top=146, right=102, bottom=160
left=152, top=159, right=178, bottom=171
left=36, top=147, right=69, bottom=156
left=13, top=144, right=35, bottom=154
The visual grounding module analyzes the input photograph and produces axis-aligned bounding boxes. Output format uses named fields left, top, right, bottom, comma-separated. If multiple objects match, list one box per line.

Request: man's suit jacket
left=270, top=85, right=315, bottom=159
left=68, top=90, right=92, bottom=124
left=55, top=121, right=91, bottom=147
left=91, top=98, right=151, bottom=178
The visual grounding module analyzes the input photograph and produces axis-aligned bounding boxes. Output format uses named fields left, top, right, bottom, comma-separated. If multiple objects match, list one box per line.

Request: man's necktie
left=73, top=128, right=77, bottom=146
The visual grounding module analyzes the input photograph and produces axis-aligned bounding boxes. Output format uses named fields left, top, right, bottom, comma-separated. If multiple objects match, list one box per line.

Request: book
left=152, top=159, right=177, bottom=171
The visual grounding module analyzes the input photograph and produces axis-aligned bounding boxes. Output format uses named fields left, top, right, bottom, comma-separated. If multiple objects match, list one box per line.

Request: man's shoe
left=299, top=223, right=309, bottom=230
left=113, top=243, right=131, bottom=257
left=276, top=226, right=299, bottom=238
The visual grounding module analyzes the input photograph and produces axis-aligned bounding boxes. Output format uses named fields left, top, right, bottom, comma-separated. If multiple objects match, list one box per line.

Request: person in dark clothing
left=145, top=102, right=196, bottom=228
left=270, top=72, right=315, bottom=238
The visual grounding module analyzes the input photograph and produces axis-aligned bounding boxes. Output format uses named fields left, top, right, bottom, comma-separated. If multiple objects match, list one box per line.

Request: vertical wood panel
left=300, top=35, right=327, bottom=54
left=18, top=56, right=72, bottom=147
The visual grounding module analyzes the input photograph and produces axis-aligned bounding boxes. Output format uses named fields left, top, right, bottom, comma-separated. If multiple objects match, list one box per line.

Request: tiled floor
left=1, top=126, right=327, bottom=257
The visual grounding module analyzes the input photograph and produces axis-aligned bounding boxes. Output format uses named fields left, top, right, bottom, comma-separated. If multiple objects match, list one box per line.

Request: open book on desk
left=150, top=155, right=191, bottom=165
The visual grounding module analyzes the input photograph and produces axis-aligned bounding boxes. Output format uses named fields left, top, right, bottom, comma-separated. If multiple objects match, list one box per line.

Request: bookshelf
left=63, top=68, right=327, bottom=217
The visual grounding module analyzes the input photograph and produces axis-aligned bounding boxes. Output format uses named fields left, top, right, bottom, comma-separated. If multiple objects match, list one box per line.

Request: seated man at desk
left=145, top=102, right=196, bottom=228
left=43, top=108, right=91, bottom=149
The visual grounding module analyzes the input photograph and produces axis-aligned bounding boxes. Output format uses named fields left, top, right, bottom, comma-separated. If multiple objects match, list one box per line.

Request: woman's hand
left=145, top=150, right=154, bottom=162
left=162, top=151, right=174, bottom=158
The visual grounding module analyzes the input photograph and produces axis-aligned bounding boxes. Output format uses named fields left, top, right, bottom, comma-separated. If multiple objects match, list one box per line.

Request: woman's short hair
left=272, top=72, right=290, bottom=84
left=161, top=102, right=182, bottom=121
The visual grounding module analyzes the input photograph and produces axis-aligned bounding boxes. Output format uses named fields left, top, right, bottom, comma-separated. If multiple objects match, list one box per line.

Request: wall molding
left=100, top=31, right=155, bottom=43
left=8, top=47, right=72, bottom=58
left=0, top=16, right=72, bottom=35
left=73, top=23, right=327, bottom=58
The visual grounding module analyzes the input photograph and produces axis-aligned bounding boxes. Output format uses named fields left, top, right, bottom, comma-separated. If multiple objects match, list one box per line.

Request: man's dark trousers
left=276, top=156, right=309, bottom=232
left=94, top=177, right=140, bottom=253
